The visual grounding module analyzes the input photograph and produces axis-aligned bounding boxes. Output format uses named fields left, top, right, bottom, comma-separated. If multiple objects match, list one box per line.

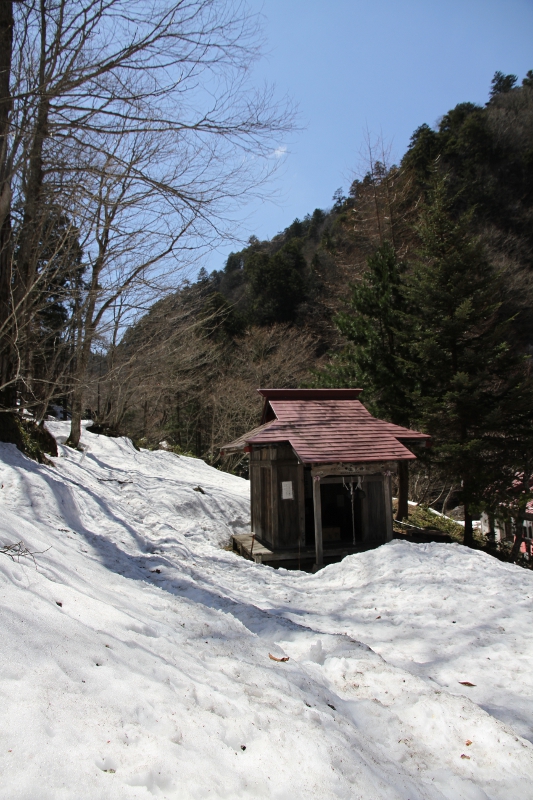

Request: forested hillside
left=89, top=71, right=533, bottom=543
left=1, top=34, right=532, bottom=549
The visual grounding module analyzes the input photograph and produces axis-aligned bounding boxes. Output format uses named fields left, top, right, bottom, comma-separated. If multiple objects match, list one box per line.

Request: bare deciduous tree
left=91, top=296, right=318, bottom=472
left=0, top=0, right=294, bottom=437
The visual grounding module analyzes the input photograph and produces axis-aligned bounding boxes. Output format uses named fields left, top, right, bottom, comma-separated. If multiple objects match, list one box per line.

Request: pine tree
left=334, top=243, right=413, bottom=424
left=316, top=242, right=415, bottom=519
left=489, top=70, right=517, bottom=97
left=408, top=178, right=533, bottom=546
left=244, top=239, right=308, bottom=324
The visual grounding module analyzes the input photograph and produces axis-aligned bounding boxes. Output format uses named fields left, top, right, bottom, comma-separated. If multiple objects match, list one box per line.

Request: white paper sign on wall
left=281, top=481, right=293, bottom=500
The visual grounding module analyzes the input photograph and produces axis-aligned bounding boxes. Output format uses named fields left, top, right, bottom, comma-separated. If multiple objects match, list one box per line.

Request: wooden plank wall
left=260, top=466, right=272, bottom=542
left=250, top=447, right=274, bottom=547
left=276, top=461, right=301, bottom=548
left=251, top=447, right=394, bottom=550
left=250, top=444, right=304, bottom=550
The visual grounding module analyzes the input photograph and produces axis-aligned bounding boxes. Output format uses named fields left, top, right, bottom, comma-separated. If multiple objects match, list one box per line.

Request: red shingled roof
left=222, top=389, right=429, bottom=464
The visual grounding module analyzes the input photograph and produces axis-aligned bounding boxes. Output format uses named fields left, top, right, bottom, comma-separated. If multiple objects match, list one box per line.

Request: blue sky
left=204, top=0, right=533, bottom=274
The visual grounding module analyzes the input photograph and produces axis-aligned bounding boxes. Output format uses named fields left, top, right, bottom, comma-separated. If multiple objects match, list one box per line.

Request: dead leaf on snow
left=268, top=653, right=289, bottom=662
left=459, top=681, right=476, bottom=687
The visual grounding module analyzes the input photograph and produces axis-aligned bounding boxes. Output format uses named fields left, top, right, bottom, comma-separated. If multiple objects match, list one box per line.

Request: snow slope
left=1, top=422, right=533, bottom=799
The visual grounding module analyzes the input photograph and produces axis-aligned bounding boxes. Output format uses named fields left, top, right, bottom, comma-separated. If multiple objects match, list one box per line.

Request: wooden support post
left=249, top=463, right=255, bottom=533
left=396, top=461, right=409, bottom=521
left=297, top=464, right=306, bottom=548
left=271, top=460, right=279, bottom=548
left=312, top=475, right=323, bottom=569
left=383, top=472, right=393, bottom=542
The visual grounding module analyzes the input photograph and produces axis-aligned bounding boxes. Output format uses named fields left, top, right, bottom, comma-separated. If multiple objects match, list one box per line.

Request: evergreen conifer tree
left=316, top=242, right=415, bottom=518
left=408, top=178, right=533, bottom=546
left=244, top=239, right=308, bottom=324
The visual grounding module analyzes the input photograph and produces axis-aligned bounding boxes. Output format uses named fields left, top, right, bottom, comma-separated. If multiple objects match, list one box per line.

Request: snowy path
left=0, top=423, right=532, bottom=799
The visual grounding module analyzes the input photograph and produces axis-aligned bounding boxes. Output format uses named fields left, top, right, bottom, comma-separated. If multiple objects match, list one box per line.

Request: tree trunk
left=463, top=502, right=474, bottom=548
left=196, top=426, right=202, bottom=457
left=67, top=224, right=105, bottom=447
left=441, top=484, right=455, bottom=517
left=67, top=340, right=89, bottom=449
left=487, top=512, right=496, bottom=544
left=68, top=386, right=84, bottom=449
left=67, top=316, right=95, bottom=449
left=175, top=393, right=181, bottom=447
left=14, top=1, right=50, bottom=407
left=510, top=521, right=524, bottom=562
left=396, top=461, right=409, bottom=521
left=143, top=398, right=149, bottom=437
left=0, top=1, right=14, bottom=408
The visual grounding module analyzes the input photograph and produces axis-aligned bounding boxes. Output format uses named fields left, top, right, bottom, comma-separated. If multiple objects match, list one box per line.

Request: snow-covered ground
left=1, top=422, right=533, bottom=799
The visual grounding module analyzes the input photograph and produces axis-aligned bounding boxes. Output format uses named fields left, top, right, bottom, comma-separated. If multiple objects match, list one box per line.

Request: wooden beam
left=383, top=472, right=394, bottom=542
left=297, top=463, right=306, bottom=548
left=312, top=475, right=323, bottom=569
left=249, top=464, right=255, bottom=533
left=311, top=462, right=397, bottom=479
left=361, top=479, right=369, bottom=542
left=396, top=461, right=409, bottom=521
left=271, top=460, right=279, bottom=547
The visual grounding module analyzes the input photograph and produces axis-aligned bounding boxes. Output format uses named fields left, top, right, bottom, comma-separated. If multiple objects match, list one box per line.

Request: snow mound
left=0, top=422, right=532, bottom=799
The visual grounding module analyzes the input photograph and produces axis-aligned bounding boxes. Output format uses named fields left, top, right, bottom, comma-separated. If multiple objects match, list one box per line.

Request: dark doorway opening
left=320, top=481, right=363, bottom=545
left=304, top=470, right=364, bottom=547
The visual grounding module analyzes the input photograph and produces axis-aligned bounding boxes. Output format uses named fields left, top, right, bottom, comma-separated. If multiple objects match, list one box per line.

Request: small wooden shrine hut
left=222, top=389, right=430, bottom=570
